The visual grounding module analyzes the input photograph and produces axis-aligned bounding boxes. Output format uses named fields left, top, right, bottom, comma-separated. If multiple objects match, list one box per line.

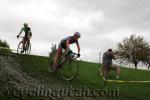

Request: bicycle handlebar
left=66, top=50, right=80, bottom=59
left=72, top=53, right=80, bottom=59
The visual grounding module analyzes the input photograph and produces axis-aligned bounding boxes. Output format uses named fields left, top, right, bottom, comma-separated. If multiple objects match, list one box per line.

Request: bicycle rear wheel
left=17, top=41, right=23, bottom=54
left=60, top=58, right=79, bottom=81
left=25, top=43, right=31, bottom=55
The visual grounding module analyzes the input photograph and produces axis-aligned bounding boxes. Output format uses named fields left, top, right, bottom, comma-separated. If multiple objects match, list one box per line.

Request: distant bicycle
left=17, top=36, right=31, bottom=54
left=48, top=50, right=80, bottom=81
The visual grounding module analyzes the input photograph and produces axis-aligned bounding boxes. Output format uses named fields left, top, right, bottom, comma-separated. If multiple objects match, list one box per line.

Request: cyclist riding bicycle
left=53, top=32, right=81, bottom=71
left=17, top=23, right=32, bottom=53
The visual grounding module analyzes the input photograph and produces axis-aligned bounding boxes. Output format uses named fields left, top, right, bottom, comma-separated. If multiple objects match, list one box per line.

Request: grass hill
left=0, top=54, right=150, bottom=100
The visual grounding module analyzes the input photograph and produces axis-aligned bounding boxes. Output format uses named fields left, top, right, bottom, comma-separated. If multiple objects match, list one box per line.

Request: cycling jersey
left=20, top=27, right=32, bottom=37
left=58, top=36, right=79, bottom=49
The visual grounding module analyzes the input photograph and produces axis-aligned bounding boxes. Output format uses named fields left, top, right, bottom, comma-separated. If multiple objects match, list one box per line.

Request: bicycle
left=17, top=36, right=31, bottom=55
left=48, top=50, right=80, bottom=81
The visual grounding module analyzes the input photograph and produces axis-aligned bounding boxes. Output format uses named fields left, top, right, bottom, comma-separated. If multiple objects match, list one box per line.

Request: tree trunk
left=134, top=62, right=138, bottom=69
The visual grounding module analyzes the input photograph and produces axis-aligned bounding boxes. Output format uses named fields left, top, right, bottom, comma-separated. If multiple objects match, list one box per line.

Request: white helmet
left=74, top=32, right=81, bottom=38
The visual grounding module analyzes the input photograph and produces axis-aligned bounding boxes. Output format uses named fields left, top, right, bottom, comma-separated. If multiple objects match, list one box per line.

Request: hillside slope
left=0, top=54, right=150, bottom=100
left=0, top=55, right=107, bottom=100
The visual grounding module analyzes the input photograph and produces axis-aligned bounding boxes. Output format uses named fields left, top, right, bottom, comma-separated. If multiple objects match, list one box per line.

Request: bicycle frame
left=17, top=36, right=31, bottom=54
left=18, top=36, right=30, bottom=44
left=59, top=52, right=79, bottom=68
left=48, top=50, right=80, bottom=80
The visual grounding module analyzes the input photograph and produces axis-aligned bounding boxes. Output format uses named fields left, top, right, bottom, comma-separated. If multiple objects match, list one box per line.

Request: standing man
left=101, top=49, right=120, bottom=79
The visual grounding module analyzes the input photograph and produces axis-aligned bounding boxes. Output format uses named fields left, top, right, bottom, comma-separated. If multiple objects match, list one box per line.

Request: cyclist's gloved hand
left=77, top=53, right=80, bottom=57
left=17, top=35, right=19, bottom=38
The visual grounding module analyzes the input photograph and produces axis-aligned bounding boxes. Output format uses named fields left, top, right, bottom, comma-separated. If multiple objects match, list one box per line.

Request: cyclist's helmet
left=24, top=23, right=28, bottom=27
left=74, top=32, right=81, bottom=38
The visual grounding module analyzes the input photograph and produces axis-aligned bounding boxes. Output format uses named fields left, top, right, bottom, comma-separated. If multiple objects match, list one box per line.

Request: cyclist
left=17, top=23, right=32, bottom=53
left=53, top=32, right=81, bottom=70
left=101, top=48, right=120, bottom=79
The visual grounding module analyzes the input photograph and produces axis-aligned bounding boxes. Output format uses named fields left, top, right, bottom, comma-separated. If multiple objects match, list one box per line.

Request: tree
left=142, top=48, right=150, bottom=69
left=0, top=39, right=11, bottom=54
left=116, top=34, right=150, bottom=69
left=48, top=44, right=57, bottom=66
left=0, top=39, right=9, bottom=48
left=49, top=44, right=57, bottom=58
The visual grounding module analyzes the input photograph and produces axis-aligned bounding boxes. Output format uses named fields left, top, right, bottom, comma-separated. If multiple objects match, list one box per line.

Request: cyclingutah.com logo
left=0, top=86, right=119, bottom=98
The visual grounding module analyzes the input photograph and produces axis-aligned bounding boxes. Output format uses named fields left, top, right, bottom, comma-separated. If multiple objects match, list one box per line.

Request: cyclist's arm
left=111, top=52, right=116, bottom=60
left=113, top=56, right=116, bottom=60
left=76, top=42, right=80, bottom=54
left=28, top=30, right=32, bottom=36
left=18, top=28, right=24, bottom=35
left=28, top=27, right=32, bottom=36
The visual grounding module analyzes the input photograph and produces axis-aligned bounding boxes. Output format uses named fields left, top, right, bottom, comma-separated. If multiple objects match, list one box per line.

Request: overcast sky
left=0, top=0, right=150, bottom=63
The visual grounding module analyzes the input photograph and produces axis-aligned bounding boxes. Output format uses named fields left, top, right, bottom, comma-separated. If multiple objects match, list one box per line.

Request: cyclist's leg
left=24, top=37, right=28, bottom=49
left=27, top=35, right=32, bottom=44
left=21, top=37, right=26, bottom=52
left=27, top=38, right=30, bottom=45
left=101, top=65, right=109, bottom=79
left=53, top=45, right=62, bottom=69
left=110, top=64, right=120, bottom=78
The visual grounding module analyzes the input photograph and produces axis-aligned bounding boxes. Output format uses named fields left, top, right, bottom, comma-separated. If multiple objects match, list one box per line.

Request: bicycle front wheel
left=60, top=58, right=79, bottom=81
left=17, top=41, right=23, bottom=54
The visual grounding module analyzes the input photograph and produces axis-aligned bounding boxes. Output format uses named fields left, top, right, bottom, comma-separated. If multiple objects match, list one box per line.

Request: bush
left=0, top=39, right=11, bottom=54
left=49, top=44, right=57, bottom=61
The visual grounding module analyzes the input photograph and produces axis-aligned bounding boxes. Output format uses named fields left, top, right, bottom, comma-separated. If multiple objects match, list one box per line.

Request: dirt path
left=0, top=56, right=42, bottom=89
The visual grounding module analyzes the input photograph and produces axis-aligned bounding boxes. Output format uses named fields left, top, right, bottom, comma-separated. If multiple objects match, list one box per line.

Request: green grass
left=13, top=54, right=150, bottom=100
